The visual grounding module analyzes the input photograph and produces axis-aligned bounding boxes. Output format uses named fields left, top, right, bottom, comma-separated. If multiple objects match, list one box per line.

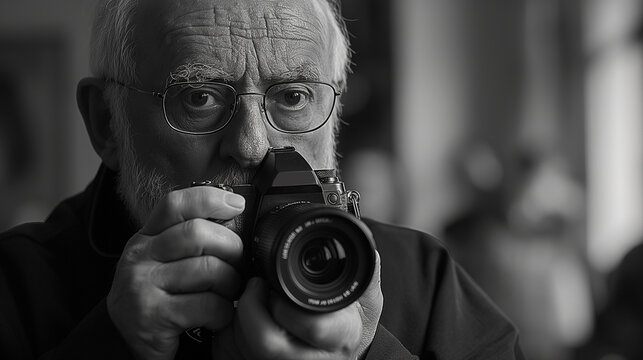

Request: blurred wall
left=392, top=0, right=470, bottom=234
left=585, top=0, right=643, bottom=273
left=393, top=2, right=592, bottom=360
left=0, top=0, right=101, bottom=228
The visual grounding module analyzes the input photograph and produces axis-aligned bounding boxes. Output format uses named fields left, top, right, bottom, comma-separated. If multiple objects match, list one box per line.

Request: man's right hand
left=106, top=186, right=246, bottom=360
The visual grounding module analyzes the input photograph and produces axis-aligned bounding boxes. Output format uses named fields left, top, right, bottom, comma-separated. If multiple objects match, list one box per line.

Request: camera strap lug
left=347, top=190, right=361, bottom=219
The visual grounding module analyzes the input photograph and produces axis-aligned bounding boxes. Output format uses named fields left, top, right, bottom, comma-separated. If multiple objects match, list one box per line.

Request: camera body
left=192, top=146, right=375, bottom=312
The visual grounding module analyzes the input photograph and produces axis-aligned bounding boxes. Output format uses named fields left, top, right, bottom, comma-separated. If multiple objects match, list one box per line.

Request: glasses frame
left=105, top=79, right=341, bottom=135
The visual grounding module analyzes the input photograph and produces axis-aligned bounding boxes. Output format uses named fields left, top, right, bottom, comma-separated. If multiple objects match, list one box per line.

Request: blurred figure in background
left=445, top=142, right=592, bottom=360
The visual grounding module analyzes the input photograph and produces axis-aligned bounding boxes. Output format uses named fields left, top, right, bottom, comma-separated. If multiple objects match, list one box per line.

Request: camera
left=192, top=146, right=376, bottom=312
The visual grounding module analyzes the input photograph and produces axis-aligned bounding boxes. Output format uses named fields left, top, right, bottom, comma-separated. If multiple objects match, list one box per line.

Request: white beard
left=111, top=110, right=254, bottom=228
left=115, top=142, right=256, bottom=227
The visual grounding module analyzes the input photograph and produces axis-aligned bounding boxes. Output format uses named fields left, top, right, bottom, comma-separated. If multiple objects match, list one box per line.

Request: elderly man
left=0, top=0, right=525, bottom=359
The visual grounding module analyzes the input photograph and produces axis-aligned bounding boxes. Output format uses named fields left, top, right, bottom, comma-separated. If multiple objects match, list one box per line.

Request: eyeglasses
left=106, top=79, right=340, bottom=135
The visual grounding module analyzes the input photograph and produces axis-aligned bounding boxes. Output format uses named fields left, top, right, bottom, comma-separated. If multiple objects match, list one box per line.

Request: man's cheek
left=288, top=134, right=336, bottom=169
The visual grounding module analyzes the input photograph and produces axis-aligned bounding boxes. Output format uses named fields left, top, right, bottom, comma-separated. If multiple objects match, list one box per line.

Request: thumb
left=356, top=251, right=383, bottom=357
left=360, top=250, right=383, bottom=315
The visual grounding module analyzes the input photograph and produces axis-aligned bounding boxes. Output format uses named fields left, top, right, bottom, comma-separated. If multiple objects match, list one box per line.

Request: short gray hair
left=90, top=0, right=138, bottom=84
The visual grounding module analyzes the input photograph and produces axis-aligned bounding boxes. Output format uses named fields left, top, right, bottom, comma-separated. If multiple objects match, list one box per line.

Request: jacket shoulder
left=364, top=218, right=451, bottom=271
left=363, top=218, right=523, bottom=358
left=0, top=191, right=89, bottom=248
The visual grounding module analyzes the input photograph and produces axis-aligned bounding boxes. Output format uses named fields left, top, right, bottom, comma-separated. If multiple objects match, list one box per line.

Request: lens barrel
left=252, top=202, right=375, bottom=312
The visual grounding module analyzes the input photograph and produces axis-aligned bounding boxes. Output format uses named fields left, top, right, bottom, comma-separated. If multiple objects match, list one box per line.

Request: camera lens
left=252, top=203, right=375, bottom=312
left=300, top=237, right=346, bottom=283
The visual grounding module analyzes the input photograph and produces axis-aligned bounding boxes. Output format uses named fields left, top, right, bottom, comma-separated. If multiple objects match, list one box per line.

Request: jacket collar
left=86, top=164, right=138, bottom=258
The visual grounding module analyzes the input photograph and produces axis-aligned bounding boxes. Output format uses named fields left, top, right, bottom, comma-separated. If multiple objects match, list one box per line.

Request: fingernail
left=224, top=193, right=245, bottom=210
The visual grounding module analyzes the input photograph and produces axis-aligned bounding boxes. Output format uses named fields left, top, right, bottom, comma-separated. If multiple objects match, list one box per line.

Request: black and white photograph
left=1, top=1, right=643, bottom=359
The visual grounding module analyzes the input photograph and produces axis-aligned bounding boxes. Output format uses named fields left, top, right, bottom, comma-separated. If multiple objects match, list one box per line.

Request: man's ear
left=77, top=77, right=120, bottom=170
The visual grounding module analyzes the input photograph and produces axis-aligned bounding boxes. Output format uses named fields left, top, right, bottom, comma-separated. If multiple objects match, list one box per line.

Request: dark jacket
left=0, top=165, right=525, bottom=359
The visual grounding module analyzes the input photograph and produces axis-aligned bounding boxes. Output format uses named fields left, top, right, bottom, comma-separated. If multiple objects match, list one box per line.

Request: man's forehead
left=135, top=0, right=334, bottom=86
left=146, top=0, right=323, bottom=33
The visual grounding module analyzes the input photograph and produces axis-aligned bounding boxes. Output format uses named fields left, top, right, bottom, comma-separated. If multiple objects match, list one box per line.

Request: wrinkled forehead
left=134, top=0, right=335, bottom=87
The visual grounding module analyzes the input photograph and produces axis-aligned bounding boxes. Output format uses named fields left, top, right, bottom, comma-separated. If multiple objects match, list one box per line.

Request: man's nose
left=218, top=94, right=271, bottom=168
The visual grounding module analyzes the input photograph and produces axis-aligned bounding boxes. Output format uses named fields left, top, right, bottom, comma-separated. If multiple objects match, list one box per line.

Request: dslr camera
left=192, top=146, right=376, bottom=312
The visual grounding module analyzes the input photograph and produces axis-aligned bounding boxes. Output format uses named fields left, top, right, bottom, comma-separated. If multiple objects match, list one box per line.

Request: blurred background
left=2, top=0, right=643, bottom=359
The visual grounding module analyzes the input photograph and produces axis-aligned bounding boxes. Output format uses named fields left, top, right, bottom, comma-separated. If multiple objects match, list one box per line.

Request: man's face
left=115, top=0, right=339, bottom=225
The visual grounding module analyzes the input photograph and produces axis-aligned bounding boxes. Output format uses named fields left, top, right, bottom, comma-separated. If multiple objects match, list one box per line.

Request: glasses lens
left=164, top=83, right=236, bottom=133
left=265, top=82, right=336, bottom=133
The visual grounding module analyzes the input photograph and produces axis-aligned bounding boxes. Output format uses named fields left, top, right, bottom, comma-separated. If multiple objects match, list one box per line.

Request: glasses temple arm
left=104, top=78, right=163, bottom=98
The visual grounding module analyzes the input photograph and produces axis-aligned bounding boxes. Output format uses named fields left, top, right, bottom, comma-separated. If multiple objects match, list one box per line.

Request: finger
left=148, top=218, right=243, bottom=264
left=141, top=186, right=245, bottom=236
left=152, top=255, right=243, bottom=299
left=270, top=297, right=361, bottom=353
left=164, top=292, right=234, bottom=332
left=235, top=278, right=311, bottom=359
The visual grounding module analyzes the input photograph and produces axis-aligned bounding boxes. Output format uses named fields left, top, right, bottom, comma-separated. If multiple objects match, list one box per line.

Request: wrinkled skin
left=99, top=0, right=384, bottom=359
left=128, top=0, right=338, bottom=180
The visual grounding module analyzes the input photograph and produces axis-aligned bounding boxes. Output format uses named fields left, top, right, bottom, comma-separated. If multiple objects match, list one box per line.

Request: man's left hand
left=212, top=251, right=383, bottom=360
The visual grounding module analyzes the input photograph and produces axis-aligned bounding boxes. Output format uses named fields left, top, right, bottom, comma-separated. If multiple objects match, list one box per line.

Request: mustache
left=200, top=162, right=257, bottom=186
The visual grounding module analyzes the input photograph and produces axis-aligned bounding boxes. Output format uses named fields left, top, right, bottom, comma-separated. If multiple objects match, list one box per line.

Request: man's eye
left=276, top=89, right=311, bottom=110
left=186, top=91, right=216, bottom=107
left=283, top=91, right=304, bottom=106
